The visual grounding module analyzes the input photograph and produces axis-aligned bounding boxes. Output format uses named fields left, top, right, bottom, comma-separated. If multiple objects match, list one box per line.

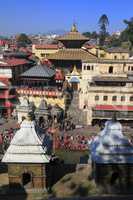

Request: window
left=128, top=66, right=130, bottom=71
left=95, top=95, right=99, bottom=101
left=84, top=65, right=86, bottom=70
left=131, top=67, right=133, bottom=71
left=87, top=65, right=90, bottom=70
left=114, top=55, right=117, bottom=60
left=112, top=96, right=117, bottom=101
left=91, top=66, right=94, bottom=70
left=130, top=96, right=133, bottom=101
left=109, top=66, right=113, bottom=74
left=103, top=96, right=108, bottom=101
left=122, top=56, right=125, bottom=59
left=121, top=96, right=125, bottom=101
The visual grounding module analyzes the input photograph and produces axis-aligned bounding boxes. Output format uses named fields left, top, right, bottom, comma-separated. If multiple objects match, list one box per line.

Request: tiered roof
left=47, top=48, right=97, bottom=60
left=57, top=24, right=89, bottom=41
left=21, top=65, right=55, bottom=78
left=2, top=119, right=50, bottom=163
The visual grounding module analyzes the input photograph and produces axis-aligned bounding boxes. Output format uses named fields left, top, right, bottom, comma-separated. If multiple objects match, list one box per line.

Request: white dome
left=90, top=120, right=133, bottom=164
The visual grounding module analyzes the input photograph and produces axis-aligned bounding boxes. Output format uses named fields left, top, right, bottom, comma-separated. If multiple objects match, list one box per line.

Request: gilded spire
left=71, top=65, right=80, bottom=75
left=71, top=23, right=78, bottom=32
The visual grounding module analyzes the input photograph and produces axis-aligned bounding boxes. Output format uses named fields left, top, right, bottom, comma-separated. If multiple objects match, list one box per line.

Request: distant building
left=0, top=77, right=15, bottom=117
left=32, top=44, right=59, bottom=61
left=48, top=24, right=96, bottom=70
left=16, top=64, right=65, bottom=110
left=79, top=54, right=133, bottom=125
left=0, top=51, right=35, bottom=85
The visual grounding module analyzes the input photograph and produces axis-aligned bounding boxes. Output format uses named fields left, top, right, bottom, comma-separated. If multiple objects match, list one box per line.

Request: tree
left=123, top=18, right=133, bottom=52
left=82, top=32, right=92, bottom=38
left=16, top=33, right=32, bottom=47
left=98, top=14, right=109, bottom=46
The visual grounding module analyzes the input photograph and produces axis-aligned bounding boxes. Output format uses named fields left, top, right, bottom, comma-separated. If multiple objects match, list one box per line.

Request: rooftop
left=47, top=48, right=97, bottom=60
left=0, top=58, right=31, bottom=67
left=34, top=44, right=59, bottom=50
left=57, top=24, right=89, bottom=41
left=2, top=119, right=50, bottom=163
left=107, top=47, right=129, bottom=53
left=91, top=120, right=133, bottom=164
left=21, top=64, right=55, bottom=78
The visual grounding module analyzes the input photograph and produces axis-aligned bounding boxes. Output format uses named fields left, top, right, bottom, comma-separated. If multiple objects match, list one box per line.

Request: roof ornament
left=71, top=23, right=78, bottom=32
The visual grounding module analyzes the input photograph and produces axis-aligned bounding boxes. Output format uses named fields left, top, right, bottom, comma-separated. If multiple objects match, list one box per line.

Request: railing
left=16, top=88, right=63, bottom=97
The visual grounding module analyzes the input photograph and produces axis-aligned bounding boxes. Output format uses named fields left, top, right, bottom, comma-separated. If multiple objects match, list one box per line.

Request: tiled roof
left=35, top=44, right=59, bottom=49
left=107, top=47, right=129, bottom=53
left=93, top=76, right=128, bottom=82
left=47, top=48, right=97, bottom=60
left=57, top=31, right=89, bottom=41
left=21, top=65, right=55, bottom=78
left=0, top=58, right=31, bottom=67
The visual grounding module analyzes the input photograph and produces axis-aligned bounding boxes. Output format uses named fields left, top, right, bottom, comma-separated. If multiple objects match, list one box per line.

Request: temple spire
left=71, top=23, right=78, bottom=32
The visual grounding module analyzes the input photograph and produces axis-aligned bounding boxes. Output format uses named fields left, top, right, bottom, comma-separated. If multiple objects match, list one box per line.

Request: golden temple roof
left=57, top=24, right=89, bottom=41
left=47, top=48, right=97, bottom=60
left=71, top=65, right=80, bottom=75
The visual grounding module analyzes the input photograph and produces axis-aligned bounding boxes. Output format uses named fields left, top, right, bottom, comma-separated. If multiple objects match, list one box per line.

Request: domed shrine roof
left=91, top=120, right=133, bottom=164
left=2, top=119, right=50, bottom=163
left=35, top=99, right=50, bottom=116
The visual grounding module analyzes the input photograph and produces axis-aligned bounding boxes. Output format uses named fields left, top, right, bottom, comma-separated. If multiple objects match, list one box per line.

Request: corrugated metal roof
left=21, top=65, right=55, bottom=78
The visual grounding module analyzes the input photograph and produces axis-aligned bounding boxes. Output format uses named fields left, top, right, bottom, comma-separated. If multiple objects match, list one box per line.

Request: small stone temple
left=91, top=117, right=133, bottom=193
left=2, top=115, right=50, bottom=189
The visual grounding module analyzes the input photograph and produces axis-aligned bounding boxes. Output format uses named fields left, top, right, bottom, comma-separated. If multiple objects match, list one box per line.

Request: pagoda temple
left=48, top=24, right=97, bottom=70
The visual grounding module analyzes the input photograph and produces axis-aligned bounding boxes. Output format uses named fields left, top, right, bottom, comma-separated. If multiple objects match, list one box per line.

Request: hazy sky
left=0, top=0, right=133, bottom=35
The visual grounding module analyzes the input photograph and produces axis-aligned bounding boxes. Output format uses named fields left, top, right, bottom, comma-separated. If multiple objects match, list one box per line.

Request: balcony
left=16, top=87, right=62, bottom=98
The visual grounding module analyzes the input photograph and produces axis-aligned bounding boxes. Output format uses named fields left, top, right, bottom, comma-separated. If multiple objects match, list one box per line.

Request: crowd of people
left=54, top=133, right=95, bottom=151
left=0, top=128, right=16, bottom=154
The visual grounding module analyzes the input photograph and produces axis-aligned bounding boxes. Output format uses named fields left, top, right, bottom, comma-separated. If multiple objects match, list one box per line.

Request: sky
left=0, top=0, right=133, bottom=36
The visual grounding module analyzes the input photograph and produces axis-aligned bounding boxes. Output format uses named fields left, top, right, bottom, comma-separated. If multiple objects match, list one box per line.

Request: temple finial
left=71, top=23, right=78, bottom=32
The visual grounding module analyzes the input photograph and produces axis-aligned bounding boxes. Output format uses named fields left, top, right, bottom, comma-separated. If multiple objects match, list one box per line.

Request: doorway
left=22, top=172, right=32, bottom=186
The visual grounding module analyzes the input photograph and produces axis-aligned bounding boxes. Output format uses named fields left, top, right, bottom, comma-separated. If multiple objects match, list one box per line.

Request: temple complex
left=48, top=24, right=97, bottom=70
left=16, top=64, right=65, bottom=109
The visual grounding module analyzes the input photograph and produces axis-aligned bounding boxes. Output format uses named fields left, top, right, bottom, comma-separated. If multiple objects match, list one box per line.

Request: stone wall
left=8, top=164, right=45, bottom=189
left=95, top=163, right=133, bottom=193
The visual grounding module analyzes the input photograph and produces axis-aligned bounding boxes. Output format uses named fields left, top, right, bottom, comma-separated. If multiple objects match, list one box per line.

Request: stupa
left=90, top=116, right=133, bottom=192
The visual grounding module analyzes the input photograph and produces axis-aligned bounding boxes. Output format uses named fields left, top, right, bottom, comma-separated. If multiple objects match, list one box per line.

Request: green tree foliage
left=98, top=14, right=109, bottom=46
left=123, top=18, right=133, bottom=51
left=83, top=31, right=99, bottom=39
left=16, top=33, right=32, bottom=47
